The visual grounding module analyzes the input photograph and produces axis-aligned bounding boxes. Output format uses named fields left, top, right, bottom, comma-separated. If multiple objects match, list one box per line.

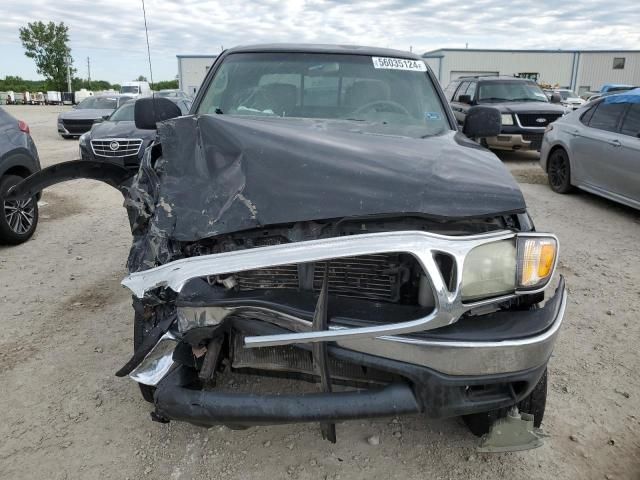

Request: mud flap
left=312, top=264, right=336, bottom=443
left=5, top=160, right=134, bottom=201
left=477, top=407, right=548, bottom=453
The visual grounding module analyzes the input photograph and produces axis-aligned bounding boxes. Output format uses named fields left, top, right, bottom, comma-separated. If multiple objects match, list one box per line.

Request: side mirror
left=550, top=93, right=562, bottom=104
left=462, top=106, right=501, bottom=138
left=134, top=97, right=182, bottom=130
left=458, top=94, right=472, bottom=104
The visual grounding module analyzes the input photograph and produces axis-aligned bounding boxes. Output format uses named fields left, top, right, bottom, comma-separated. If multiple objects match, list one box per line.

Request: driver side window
left=454, top=82, right=470, bottom=102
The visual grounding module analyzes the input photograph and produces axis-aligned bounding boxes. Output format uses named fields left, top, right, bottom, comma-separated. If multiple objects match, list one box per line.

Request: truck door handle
left=608, top=139, right=622, bottom=147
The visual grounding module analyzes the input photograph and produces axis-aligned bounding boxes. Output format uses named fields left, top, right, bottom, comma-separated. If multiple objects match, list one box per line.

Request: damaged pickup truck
left=8, top=44, right=566, bottom=447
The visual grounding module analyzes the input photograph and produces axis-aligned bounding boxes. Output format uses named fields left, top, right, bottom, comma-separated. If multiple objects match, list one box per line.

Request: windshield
left=76, top=97, right=118, bottom=109
left=478, top=81, right=548, bottom=103
left=197, top=52, right=449, bottom=137
left=108, top=101, right=135, bottom=121
left=121, top=86, right=140, bottom=94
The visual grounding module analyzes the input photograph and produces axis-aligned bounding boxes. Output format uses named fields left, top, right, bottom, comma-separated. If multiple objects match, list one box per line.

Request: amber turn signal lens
left=517, top=237, right=558, bottom=289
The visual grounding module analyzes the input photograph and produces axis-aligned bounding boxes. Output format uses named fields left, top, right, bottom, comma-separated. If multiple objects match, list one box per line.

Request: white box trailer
left=30, top=92, right=45, bottom=105
left=74, top=89, right=94, bottom=104
left=45, top=91, right=62, bottom=105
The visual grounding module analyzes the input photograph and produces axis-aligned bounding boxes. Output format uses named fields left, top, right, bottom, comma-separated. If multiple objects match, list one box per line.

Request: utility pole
left=87, top=56, right=91, bottom=89
left=66, top=55, right=72, bottom=92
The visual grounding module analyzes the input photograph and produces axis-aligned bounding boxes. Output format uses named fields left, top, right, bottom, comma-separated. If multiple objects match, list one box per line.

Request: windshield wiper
left=479, top=97, right=509, bottom=102
left=511, top=98, right=546, bottom=102
left=215, top=108, right=223, bottom=114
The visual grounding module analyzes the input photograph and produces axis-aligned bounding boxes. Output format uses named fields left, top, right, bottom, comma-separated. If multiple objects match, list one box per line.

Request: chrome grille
left=516, top=113, right=562, bottom=128
left=91, top=138, right=143, bottom=158
left=234, top=253, right=401, bottom=302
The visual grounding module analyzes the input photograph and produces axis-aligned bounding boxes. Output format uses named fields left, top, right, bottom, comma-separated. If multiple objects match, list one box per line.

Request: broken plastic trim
left=129, top=332, right=178, bottom=386
left=5, top=160, right=134, bottom=201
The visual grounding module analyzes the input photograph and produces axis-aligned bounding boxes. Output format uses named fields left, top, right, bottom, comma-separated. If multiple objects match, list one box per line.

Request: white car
left=554, top=89, right=585, bottom=110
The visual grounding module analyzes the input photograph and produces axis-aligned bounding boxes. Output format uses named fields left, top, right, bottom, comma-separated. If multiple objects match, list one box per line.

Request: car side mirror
left=458, top=94, right=472, bottom=104
left=462, top=106, right=501, bottom=138
left=550, top=93, right=562, bottom=104
left=134, top=97, right=182, bottom=130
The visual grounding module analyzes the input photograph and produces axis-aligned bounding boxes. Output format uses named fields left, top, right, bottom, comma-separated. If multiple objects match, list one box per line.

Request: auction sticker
left=372, top=57, right=427, bottom=71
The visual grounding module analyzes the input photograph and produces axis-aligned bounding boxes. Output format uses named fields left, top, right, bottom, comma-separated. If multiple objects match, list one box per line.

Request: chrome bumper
left=338, top=278, right=566, bottom=375
left=485, top=134, right=541, bottom=151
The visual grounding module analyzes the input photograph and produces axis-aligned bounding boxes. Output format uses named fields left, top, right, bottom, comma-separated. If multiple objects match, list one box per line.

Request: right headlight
left=461, top=235, right=558, bottom=301
left=501, top=113, right=514, bottom=126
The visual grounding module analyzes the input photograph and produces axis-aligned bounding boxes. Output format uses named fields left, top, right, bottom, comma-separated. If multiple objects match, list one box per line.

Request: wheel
left=547, top=148, right=574, bottom=193
left=0, top=174, right=39, bottom=245
left=133, top=310, right=156, bottom=403
left=463, top=370, right=548, bottom=437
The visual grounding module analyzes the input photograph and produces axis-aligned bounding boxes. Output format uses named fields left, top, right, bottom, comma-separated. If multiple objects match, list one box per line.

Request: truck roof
left=224, top=43, right=422, bottom=60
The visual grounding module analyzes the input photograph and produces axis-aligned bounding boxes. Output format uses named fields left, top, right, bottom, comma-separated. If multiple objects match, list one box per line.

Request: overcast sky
left=1, top=0, right=638, bottom=83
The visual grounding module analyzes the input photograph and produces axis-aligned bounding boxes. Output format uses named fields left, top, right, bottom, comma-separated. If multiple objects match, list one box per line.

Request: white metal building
left=423, top=49, right=640, bottom=94
left=177, top=55, right=217, bottom=96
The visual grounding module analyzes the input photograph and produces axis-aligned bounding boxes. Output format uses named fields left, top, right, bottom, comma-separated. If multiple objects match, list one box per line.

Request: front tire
left=0, top=174, right=39, bottom=245
left=547, top=148, right=574, bottom=193
left=463, top=370, right=548, bottom=437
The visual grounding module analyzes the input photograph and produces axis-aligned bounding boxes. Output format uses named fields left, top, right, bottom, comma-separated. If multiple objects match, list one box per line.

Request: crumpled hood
left=58, top=109, right=115, bottom=121
left=148, top=115, right=525, bottom=242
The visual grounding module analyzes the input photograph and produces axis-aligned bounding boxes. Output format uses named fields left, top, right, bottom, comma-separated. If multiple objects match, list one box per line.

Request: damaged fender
left=5, top=159, right=134, bottom=201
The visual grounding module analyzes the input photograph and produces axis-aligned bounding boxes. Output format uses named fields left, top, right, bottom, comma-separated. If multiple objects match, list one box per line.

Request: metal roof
left=423, top=48, right=640, bottom=57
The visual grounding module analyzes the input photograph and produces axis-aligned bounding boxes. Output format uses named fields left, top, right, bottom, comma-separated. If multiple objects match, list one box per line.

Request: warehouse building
left=423, top=49, right=640, bottom=95
left=177, top=54, right=217, bottom=96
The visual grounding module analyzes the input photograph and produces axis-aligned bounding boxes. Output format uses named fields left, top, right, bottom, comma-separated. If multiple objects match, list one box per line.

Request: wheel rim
left=549, top=154, right=567, bottom=187
left=3, top=197, right=35, bottom=234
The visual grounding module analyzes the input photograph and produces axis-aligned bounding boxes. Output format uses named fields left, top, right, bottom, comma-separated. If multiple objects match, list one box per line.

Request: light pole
left=66, top=55, right=72, bottom=93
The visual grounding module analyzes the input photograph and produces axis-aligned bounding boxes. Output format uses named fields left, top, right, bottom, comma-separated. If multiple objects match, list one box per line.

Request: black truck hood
left=58, top=109, right=115, bottom=121
left=150, top=115, right=526, bottom=242
left=486, top=102, right=566, bottom=115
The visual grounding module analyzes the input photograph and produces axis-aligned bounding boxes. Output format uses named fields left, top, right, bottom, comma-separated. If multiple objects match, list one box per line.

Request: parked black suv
left=444, top=75, right=566, bottom=151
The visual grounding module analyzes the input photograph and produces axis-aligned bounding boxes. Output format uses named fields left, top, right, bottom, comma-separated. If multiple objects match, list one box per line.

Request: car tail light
left=18, top=120, right=30, bottom=134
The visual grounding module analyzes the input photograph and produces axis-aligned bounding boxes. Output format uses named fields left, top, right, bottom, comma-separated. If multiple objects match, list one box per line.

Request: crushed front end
left=8, top=113, right=566, bottom=442
left=123, top=217, right=565, bottom=439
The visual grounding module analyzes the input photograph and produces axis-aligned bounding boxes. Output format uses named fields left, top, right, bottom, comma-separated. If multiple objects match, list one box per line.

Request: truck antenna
left=141, top=0, right=155, bottom=89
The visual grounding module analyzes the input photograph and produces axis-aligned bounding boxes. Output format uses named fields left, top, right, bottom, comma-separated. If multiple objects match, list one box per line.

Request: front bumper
left=485, top=133, right=544, bottom=151
left=133, top=278, right=566, bottom=426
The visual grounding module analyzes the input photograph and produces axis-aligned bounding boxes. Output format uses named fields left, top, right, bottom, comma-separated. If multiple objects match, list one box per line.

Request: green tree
left=19, top=21, right=74, bottom=91
left=136, top=75, right=148, bottom=82
left=153, top=79, right=179, bottom=90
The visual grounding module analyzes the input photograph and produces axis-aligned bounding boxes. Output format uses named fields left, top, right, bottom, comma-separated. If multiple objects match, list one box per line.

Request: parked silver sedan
left=540, top=89, right=640, bottom=209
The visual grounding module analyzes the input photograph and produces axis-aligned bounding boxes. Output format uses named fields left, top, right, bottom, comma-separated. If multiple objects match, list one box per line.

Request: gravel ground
left=1, top=105, right=639, bottom=480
